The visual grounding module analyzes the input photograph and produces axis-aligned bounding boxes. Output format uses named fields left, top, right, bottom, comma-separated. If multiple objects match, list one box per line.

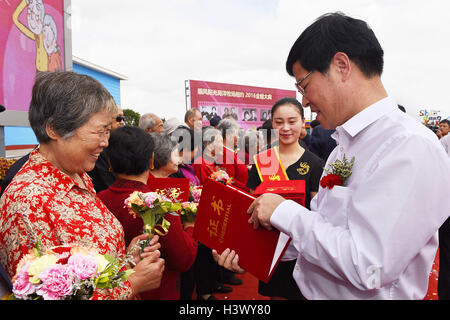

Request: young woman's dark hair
left=271, top=97, right=305, bottom=119
left=286, top=12, right=384, bottom=78
left=106, top=125, right=155, bottom=175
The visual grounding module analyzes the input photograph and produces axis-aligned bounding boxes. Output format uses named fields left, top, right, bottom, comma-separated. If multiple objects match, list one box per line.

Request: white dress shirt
left=441, top=134, right=450, bottom=157
left=271, top=96, right=450, bottom=299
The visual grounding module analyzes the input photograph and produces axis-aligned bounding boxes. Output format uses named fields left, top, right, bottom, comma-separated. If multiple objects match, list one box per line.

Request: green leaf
left=121, top=269, right=135, bottom=281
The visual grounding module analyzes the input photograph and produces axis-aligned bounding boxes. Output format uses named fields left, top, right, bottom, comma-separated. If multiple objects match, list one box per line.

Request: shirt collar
left=332, top=96, right=397, bottom=143
left=30, top=149, right=96, bottom=195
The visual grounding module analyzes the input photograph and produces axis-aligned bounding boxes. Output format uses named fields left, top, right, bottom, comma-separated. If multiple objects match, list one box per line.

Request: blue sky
left=71, top=0, right=450, bottom=123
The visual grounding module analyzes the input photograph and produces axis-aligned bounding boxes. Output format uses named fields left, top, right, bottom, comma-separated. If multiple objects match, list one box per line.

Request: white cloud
left=71, top=0, right=450, bottom=122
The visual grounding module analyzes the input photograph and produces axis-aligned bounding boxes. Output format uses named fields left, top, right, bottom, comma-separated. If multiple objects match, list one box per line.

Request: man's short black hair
left=106, top=125, right=155, bottom=175
left=286, top=12, right=384, bottom=78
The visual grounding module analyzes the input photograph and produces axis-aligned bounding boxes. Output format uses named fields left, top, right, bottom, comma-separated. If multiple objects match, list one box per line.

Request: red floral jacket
left=0, top=149, right=132, bottom=299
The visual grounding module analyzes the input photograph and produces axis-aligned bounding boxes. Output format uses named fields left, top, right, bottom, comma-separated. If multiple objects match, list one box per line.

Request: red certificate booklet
left=253, top=180, right=306, bottom=206
left=193, top=178, right=291, bottom=283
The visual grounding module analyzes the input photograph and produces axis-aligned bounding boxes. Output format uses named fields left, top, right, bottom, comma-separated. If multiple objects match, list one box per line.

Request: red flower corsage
left=320, top=174, right=343, bottom=189
left=320, top=154, right=355, bottom=189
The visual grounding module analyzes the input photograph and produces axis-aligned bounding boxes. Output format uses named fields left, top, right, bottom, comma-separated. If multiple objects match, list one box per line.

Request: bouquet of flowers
left=179, top=202, right=198, bottom=224
left=125, top=190, right=182, bottom=251
left=175, top=185, right=202, bottom=224
left=210, top=170, right=233, bottom=185
left=189, top=185, right=202, bottom=203
left=9, top=238, right=133, bottom=300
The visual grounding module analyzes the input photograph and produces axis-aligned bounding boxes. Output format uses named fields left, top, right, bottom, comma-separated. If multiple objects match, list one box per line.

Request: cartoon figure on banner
left=43, top=14, right=61, bottom=71
left=12, top=0, right=61, bottom=73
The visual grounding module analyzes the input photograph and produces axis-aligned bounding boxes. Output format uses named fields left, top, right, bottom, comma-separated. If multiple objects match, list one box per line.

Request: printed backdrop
left=187, top=80, right=297, bottom=130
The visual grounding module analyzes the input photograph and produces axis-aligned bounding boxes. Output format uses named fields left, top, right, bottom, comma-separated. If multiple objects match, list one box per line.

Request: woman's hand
left=182, top=221, right=195, bottom=230
left=212, top=248, right=246, bottom=274
left=128, top=250, right=165, bottom=297
left=127, top=234, right=161, bottom=265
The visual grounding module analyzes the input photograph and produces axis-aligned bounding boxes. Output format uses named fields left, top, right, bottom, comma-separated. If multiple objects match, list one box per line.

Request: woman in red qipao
left=0, top=72, right=164, bottom=300
left=99, top=130, right=197, bottom=300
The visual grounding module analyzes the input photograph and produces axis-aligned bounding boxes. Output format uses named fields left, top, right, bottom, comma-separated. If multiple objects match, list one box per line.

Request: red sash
left=253, top=147, right=289, bottom=182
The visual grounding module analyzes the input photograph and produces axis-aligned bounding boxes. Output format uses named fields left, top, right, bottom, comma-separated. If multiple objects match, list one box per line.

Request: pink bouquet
left=210, top=170, right=233, bottom=185
left=125, top=190, right=181, bottom=251
left=189, top=185, right=203, bottom=203
left=9, top=240, right=133, bottom=300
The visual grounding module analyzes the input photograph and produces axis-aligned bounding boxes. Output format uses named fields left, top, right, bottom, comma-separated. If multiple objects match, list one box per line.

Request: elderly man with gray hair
left=184, top=109, right=203, bottom=132
left=139, top=113, right=165, bottom=133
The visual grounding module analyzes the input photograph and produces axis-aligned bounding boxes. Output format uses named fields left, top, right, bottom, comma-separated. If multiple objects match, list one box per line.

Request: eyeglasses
left=115, top=116, right=125, bottom=122
left=295, top=71, right=313, bottom=96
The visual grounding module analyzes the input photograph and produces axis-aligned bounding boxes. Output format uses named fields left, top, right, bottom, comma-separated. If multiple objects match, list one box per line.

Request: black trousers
left=180, top=243, right=219, bottom=299
left=439, top=217, right=450, bottom=299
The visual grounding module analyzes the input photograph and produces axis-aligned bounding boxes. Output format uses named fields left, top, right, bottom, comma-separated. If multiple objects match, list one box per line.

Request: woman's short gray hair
left=151, top=133, right=177, bottom=170
left=138, top=113, right=157, bottom=131
left=216, top=118, right=240, bottom=140
left=201, top=126, right=221, bottom=151
left=29, top=71, right=117, bottom=143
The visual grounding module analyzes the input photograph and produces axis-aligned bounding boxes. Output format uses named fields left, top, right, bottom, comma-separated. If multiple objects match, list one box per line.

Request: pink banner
left=187, top=80, right=296, bottom=130
left=0, top=0, right=65, bottom=111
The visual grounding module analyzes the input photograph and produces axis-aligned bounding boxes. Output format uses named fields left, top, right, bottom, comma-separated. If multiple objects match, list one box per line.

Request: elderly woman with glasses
left=0, top=72, right=164, bottom=300
left=87, top=107, right=126, bottom=193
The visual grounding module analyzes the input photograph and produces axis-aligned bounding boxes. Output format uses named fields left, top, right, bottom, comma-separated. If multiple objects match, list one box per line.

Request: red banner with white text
left=186, top=80, right=296, bottom=130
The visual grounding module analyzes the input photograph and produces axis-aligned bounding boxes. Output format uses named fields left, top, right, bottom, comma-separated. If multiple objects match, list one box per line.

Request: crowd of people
left=0, top=12, right=450, bottom=301
left=0, top=70, right=332, bottom=301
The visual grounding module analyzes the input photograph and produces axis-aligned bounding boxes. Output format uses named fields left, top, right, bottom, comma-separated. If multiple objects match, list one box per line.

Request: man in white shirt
left=214, top=12, right=450, bottom=299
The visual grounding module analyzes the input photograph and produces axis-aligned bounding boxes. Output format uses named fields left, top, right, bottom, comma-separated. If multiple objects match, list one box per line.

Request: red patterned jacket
left=0, top=149, right=132, bottom=299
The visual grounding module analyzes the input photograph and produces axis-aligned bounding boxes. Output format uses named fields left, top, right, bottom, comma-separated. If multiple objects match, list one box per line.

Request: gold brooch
left=297, top=162, right=310, bottom=175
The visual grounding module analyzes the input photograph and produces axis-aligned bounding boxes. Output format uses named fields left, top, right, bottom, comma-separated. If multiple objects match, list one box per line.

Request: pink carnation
left=190, top=186, right=202, bottom=202
left=144, top=192, right=159, bottom=208
left=12, top=261, right=35, bottom=299
left=38, top=264, right=74, bottom=300
left=68, top=253, right=98, bottom=280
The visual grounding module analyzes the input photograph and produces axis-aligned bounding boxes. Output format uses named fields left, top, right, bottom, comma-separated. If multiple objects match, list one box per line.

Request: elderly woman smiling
left=0, top=72, right=164, bottom=300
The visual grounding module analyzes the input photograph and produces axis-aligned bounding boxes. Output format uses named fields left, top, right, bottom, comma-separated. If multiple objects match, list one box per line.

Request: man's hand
left=247, top=193, right=286, bottom=230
